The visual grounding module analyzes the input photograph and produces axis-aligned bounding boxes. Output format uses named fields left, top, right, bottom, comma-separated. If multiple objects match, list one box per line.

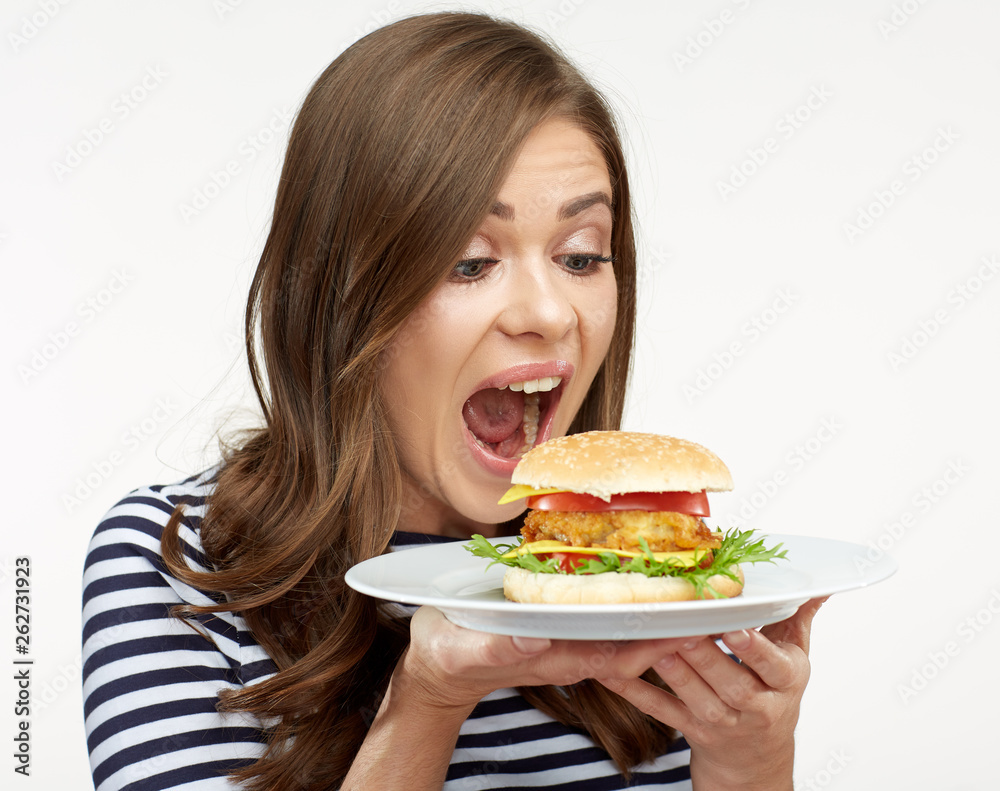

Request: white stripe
left=237, top=639, right=272, bottom=668
left=90, top=708, right=261, bottom=772
left=82, top=588, right=240, bottom=651
left=83, top=554, right=163, bottom=582
left=459, top=700, right=551, bottom=735
left=83, top=580, right=210, bottom=621
left=87, top=673, right=239, bottom=734
left=88, top=523, right=210, bottom=573
left=444, top=741, right=692, bottom=789
left=83, top=614, right=236, bottom=662
left=84, top=624, right=235, bottom=696
left=158, top=778, right=243, bottom=791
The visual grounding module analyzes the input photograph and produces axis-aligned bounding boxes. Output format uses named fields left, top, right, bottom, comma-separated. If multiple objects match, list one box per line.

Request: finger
left=760, top=596, right=829, bottom=655
left=674, top=636, right=764, bottom=712
left=721, top=628, right=802, bottom=691
left=651, top=647, right=738, bottom=727
left=571, top=636, right=693, bottom=682
left=597, top=675, right=692, bottom=732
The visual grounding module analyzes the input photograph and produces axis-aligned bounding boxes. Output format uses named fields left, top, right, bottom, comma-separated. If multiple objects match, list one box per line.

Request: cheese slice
left=502, top=540, right=708, bottom=567
left=497, top=484, right=566, bottom=505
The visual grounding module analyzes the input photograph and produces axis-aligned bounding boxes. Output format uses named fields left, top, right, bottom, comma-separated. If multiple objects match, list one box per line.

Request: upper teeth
left=501, top=376, right=562, bottom=394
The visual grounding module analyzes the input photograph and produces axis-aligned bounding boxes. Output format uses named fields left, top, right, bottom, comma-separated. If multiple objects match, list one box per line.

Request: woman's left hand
left=597, top=597, right=827, bottom=791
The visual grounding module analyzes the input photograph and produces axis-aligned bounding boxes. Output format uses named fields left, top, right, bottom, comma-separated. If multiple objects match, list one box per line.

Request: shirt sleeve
left=82, top=487, right=269, bottom=791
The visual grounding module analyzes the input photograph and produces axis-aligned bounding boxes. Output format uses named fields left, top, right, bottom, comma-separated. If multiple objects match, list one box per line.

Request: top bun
left=512, top=431, right=733, bottom=500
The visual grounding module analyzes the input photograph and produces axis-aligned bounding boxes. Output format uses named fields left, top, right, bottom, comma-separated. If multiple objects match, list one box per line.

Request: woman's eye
left=559, top=253, right=615, bottom=273
left=452, top=257, right=498, bottom=280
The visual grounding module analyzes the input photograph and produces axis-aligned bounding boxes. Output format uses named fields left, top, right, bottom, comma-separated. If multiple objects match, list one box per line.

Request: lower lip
left=462, top=387, right=562, bottom=478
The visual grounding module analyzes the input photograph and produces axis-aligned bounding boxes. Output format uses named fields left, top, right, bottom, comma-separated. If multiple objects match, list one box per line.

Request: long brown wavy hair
left=161, top=12, right=673, bottom=790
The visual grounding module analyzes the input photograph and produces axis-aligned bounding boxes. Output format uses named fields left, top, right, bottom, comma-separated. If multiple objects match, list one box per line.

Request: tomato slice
left=526, top=490, right=710, bottom=516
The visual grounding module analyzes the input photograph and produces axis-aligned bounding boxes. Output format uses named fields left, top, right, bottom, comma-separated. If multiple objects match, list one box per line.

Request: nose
left=496, top=258, right=578, bottom=343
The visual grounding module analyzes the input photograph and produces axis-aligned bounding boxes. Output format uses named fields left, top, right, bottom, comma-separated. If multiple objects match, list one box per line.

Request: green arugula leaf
left=465, top=533, right=560, bottom=573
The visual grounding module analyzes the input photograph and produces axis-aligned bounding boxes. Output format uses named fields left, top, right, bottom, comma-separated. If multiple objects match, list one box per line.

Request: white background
left=3, top=0, right=998, bottom=789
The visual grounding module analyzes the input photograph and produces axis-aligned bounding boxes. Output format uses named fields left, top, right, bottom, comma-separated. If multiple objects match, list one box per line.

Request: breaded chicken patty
left=522, top=509, right=722, bottom=553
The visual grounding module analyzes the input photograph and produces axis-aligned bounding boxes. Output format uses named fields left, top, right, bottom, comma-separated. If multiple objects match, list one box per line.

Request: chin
left=445, top=477, right=528, bottom=529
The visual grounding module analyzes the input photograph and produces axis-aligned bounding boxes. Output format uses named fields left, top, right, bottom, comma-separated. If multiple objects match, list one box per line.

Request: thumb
left=413, top=606, right=552, bottom=670
left=760, top=596, right=829, bottom=655
left=475, top=633, right=552, bottom=667
left=512, top=635, right=552, bottom=655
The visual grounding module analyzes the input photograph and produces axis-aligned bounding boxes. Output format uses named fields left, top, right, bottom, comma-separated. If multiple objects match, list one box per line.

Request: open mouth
left=463, top=376, right=564, bottom=464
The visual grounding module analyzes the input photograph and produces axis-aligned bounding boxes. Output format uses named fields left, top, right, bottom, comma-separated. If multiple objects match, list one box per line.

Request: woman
left=82, top=12, right=822, bottom=790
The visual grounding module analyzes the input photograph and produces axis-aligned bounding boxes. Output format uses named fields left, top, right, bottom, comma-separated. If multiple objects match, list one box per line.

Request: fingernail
left=513, top=635, right=551, bottom=654
left=656, top=653, right=676, bottom=671
left=723, top=629, right=752, bottom=650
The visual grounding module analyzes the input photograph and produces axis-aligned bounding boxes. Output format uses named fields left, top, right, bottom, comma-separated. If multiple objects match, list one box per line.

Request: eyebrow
left=489, top=201, right=515, bottom=221
left=488, top=190, right=613, bottom=222
left=558, top=191, right=613, bottom=221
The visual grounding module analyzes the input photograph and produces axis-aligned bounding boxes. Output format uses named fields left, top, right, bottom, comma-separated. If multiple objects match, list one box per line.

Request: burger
left=467, top=431, right=786, bottom=603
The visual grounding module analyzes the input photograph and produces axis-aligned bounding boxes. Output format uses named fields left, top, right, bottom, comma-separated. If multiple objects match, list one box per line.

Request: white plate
left=345, top=534, right=897, bottom=639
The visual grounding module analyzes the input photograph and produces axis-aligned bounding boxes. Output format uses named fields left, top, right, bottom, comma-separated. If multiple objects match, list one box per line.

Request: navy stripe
left=92, top=726, right=264, bottom=788
left=84, top=542, right=153, bottom=570
left=90, top=503, right=208, bottom=568
left=449, top=745, right=608, bottom=779
left=241, top=657, right=278, bottom=682
left=84, top=570, right=169, bottom=604
left=148, top=468, right=214, bottom=496
left=119, top=759, right=256, bottom=791
left=83, top=634, right=219, bottom=685
left=83, top=602, right=174, bottom=646
left=83, top=568, right=170, bottom=603
left=166, top=491, right=209, bottom=509
left=82, top=540, right=194, bottom=572
left=84, top=608, right=239, bottom=664
left=545, top=764, right=690, bottom=791
left=391, top=531, right=463, bottom=545
left=448, top=753, right=690, bottom=790
left=96, top=495, right=178, bottom=528
left=88, top=696, right=224, bottom=754
left=468, top=692, right=538, bottom=718
left=84, top=664, right=235, bottom=718
left=457, top=720, right=587, bottom=750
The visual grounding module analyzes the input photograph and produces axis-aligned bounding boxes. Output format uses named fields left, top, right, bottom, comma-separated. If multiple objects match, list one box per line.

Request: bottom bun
left=503, top=566, right=745, bottom=604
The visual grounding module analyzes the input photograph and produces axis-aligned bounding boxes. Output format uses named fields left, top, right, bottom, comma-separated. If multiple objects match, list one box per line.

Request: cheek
left=386, top=292, right=457, bottom=379
left=380, top=304, right=445, bottom=442
left=580, top=273, right=619, bottom=362
left=379, top=289, right=474, bottom=432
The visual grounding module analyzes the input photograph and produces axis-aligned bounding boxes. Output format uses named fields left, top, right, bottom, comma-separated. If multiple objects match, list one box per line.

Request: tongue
left=463, top=388, right=524, bottom=448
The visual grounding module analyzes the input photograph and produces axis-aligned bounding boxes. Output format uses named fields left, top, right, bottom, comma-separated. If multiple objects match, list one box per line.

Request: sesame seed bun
left=512, top=431, right=734, bottom=500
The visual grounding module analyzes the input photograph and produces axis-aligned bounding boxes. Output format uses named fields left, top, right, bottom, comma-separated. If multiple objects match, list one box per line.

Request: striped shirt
left=82, top=470, right=692, bottom=790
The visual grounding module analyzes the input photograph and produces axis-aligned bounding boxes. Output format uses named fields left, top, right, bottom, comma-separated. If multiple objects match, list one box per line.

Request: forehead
left=497, top=117, right=611, bottom=205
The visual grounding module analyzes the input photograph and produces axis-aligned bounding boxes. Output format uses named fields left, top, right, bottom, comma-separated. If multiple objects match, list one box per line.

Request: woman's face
left=381, top=117, right=619, bottom=535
